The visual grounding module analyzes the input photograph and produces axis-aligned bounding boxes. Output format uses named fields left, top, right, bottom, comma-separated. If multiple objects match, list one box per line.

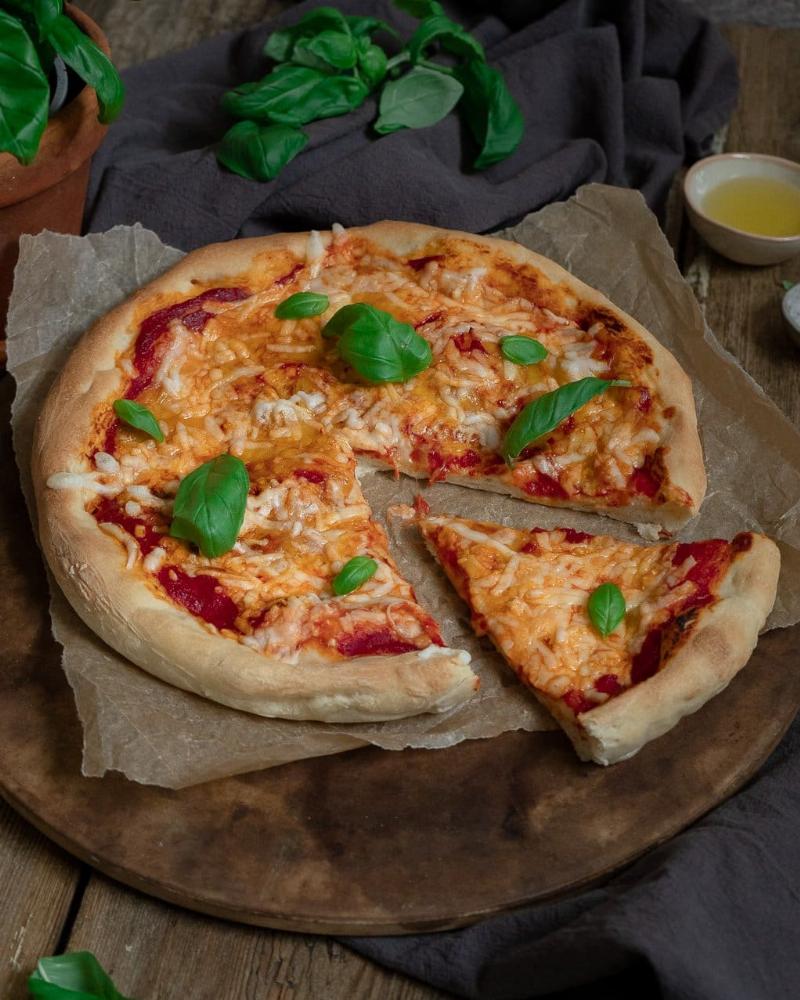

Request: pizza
left=35, top=221, right=707, bottom=725
left=417, top=507, right=780, bottom=763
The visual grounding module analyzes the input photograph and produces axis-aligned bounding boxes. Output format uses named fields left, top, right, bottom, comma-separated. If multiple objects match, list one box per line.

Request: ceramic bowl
left=683, top=153, right=800, bottom=266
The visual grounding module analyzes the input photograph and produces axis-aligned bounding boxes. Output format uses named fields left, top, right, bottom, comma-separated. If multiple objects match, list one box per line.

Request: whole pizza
left=33, top=222, right=779, bottom=759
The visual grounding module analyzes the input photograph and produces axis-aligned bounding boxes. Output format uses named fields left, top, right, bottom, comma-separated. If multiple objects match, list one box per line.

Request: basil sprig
left=333, top=556, right=378, bottom=595
left=0, top=3, right=124, bottom=165
left=217, top=121, right=308, bottom=182
left=323, top=303, right=432, bottom=383
left=457, top=58, right=524, bottom=169
left=28, top=951, right=132, bottom=999
left=113, top=398, right=164, bottom=443
left=499, top=336, right=548, bottom=366
left=502, top=377, right=631, bottom=464
left=587, top=582, right=626, bottom=637
left=275, top=291, right=329, bottom=319
left=375, top=65, right=463, bottom=134
left=170, top=454, right=250, bottom=559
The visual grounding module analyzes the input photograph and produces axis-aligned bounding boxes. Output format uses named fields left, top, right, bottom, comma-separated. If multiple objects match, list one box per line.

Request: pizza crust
left=33, top=221, right=704, bottom=723
left=550, top=534, right=781, bottom=764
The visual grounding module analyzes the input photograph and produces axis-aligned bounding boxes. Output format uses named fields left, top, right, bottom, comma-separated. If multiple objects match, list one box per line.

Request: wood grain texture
left=65, top=875, right=449, bottom=999
left=0, top=801, right=79, bottom=1000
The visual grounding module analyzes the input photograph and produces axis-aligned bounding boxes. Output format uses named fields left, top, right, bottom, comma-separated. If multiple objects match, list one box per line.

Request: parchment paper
left=8, top=184, right=800, bottom=788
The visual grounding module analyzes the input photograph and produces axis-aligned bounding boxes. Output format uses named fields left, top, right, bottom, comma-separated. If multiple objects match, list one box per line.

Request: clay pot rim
left=0, top=3, right=112, bottom=209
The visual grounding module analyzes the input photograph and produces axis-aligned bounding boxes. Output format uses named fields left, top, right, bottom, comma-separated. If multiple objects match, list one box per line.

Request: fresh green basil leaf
left=28, top=951, right=132, bottom=1000
left=499, top=336, right=547, bottom=366
left=44, top=13, right=124, bottom=123
left=324, top=303, right=433, bottom=383
left=113, top=398, right=164, bottom=442
left=394, top=0, right=444, bottom=19
left=356, top=38, right=388, bottom=90
left=457, top=58, right=523, bottom=169
left=0, top=10, right=50, bottom=164
left=217, top=121, right=308, bottom=181
left=346, top=14, right=399, bottom=39
left=374, top=65, right=463, bottom=134
left=293, top=29, right=358, bottom=71
left=275, top=291, right=329, bottom=319
left=170, top=454, right=249, bottom=559
left=221, top=65, right=324, bottom=121
left=5, top=0, right=62, bottom=35
left=408, top=14, right=485, bottom=64
left=332, top=556, right=378, bottom=596
left=587, top=582, right=626, bottom=637
left=502, top=377, right=631, bottom=464
left=385, top=50, right=411, bottom=73
left=264, top=7, right=349, bottom=63
left=782, top=279, right=795, bottom=291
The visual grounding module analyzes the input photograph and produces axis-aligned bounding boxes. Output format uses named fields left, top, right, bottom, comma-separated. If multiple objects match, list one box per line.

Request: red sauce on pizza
left=93, top=497, right=162, bottom=555
left=523, top=472, right=568, bottom=500
left=336, top=628, right=423, bottom=657
left=452, top=330, right=487, bottom=354
left=157, top=565, right=239, bottom=631
left=294, top=468, right=327, bottom=485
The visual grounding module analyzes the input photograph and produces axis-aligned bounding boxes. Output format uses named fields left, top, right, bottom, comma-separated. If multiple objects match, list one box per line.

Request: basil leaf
left=502, top=377, right=631, bottom=464
left=0, top=10, right=50, bottom=165
left=217, top=121, right=308, bottom=182
left=264, top=6, right=348, bottom=62
left=408, top=14, right=485, bottom=64
left=170, top=454, right=249, bottom=559
left=587, top=582, right=626, bottom=637
left=782, top=279, right=795, bottom=291
left=113, top=398, right=164, bottom=442
left=275, top=291, right=329, bottom=319
left=221, top=66, right=326, bottom=122
left=356, top=37, right=388, bottom=90
left=28, top=951, right=132, bottom=999
left=346, top=15, right=399, bottom=39
left=394, top=0, right=444, bottom=18
left=324, top=303, right=433, bottom=383
left=375, top=66, right=463, bottom=134
left=499, top=336, right=547, bottom=366
left=333, top=556, right=378, bottom=596
left=457, top=59, right=523, bottom=169
left=293, top=29, right=358, bottom=72
left=44, top=13, right=124, bottom=123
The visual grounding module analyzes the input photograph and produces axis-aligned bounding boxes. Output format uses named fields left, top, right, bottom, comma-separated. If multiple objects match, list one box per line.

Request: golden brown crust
left=33, top=221, right=705, bottom=722
left=569, top=534, right=780, bottom=764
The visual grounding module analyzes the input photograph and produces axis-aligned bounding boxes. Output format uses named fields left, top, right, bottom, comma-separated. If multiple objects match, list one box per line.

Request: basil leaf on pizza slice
left=419, top=512, right=780, bottom=765
left=170, top=454, right=249, bottom=558
left=324, top=302, right=432, bottom=382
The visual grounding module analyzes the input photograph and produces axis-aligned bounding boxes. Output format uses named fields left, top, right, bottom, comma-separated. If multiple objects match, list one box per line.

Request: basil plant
left=0, top=0, right=124, bottom=165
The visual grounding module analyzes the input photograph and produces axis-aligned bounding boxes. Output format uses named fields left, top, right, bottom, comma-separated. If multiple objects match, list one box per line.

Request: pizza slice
left=417, top=508, right=780, bottom=764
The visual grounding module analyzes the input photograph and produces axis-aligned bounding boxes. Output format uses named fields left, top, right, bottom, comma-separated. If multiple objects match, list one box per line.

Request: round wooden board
left=2, top=413, right=799, bottom=936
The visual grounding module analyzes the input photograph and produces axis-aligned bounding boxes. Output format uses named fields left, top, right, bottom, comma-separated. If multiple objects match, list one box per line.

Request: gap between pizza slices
left=417, top=509, right=780, bottom=764
left=34, top=221, right=712, bottom=731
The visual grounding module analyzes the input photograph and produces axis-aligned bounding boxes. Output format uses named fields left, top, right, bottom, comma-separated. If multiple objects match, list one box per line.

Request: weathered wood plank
left=682, top=25, right=800, bottom=427
left=0, top=801, right=80, bottom=999
left=64, top=875, right=450, bottom=999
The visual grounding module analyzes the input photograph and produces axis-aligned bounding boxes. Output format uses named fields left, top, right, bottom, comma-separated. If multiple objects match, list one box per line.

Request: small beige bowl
left=683, top=153, right=800, bottom=266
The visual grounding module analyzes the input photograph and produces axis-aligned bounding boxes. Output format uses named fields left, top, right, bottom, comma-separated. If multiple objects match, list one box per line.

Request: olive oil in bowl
left=702, top=176, right=800, bottom=237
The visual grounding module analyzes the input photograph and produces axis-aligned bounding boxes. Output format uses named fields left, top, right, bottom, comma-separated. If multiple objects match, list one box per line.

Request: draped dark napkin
left=83, top=3, right=764, bottom=997
left=86, top=0, right=738, bottom=249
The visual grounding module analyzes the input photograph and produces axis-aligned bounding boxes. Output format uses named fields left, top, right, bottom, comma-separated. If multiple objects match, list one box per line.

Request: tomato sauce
left=157, top=565, right=239, bottom=631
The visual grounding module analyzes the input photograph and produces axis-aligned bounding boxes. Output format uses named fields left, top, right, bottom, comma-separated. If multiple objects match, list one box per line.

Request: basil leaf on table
left=223, top=69, right=367, bottom=127
left=323, top=303, right=433, bottom=383
left=292, top=29, right=358, bottom=72
left=346, top=14, right=399, bottom=39
left=356, top=37, right=388, bottom=90
left=394, top=0, right=445, bottom=19
left=264, top=6, right=348, bottom=62
left=333, top=556, right=378, bottom=596
left=408, top=14, right=485, bottom=64
left=502, top=377, right=631, bottom=464
left=457, top=58, right=524, bottom=169
left=0, top=10, right=51, bottom=165
left=170, top=454, right=249, bottom=559
left=112, top=399, right=164, bottom=442
left=28, top=951, right=132, bottom=1000
left=587, top=582, right=626, bottom=637
left=44, top=13, right=124, bottom=123
left=375, top=66, right=463, bottom=134
left=275, top=291, right=329, bottom=319
left=217, top=121, right=308, bottom=181
left=499, top=336, right=548, bottom=366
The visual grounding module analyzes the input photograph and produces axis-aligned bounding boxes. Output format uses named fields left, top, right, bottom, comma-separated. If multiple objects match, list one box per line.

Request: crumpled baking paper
left=8, top=184, right=800, bottom=788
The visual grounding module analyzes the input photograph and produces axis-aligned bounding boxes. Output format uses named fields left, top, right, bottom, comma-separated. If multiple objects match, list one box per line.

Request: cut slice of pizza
left=417, top=510, right=780, bottom=764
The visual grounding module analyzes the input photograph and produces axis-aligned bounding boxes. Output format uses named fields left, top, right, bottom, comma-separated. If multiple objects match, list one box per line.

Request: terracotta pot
left=0, top=4, right=111, bottom=344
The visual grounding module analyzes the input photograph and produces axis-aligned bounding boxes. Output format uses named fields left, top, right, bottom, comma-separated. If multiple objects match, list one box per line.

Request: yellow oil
left=702, top=176, right=800, bottom=237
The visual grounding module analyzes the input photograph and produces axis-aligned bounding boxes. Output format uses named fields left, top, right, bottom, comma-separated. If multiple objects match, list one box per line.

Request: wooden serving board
left=2, top=407, right=799, bottom=936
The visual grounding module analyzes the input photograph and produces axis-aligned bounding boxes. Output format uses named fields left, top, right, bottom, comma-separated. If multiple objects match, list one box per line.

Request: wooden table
left=1, top=7, right=799, bottom=997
